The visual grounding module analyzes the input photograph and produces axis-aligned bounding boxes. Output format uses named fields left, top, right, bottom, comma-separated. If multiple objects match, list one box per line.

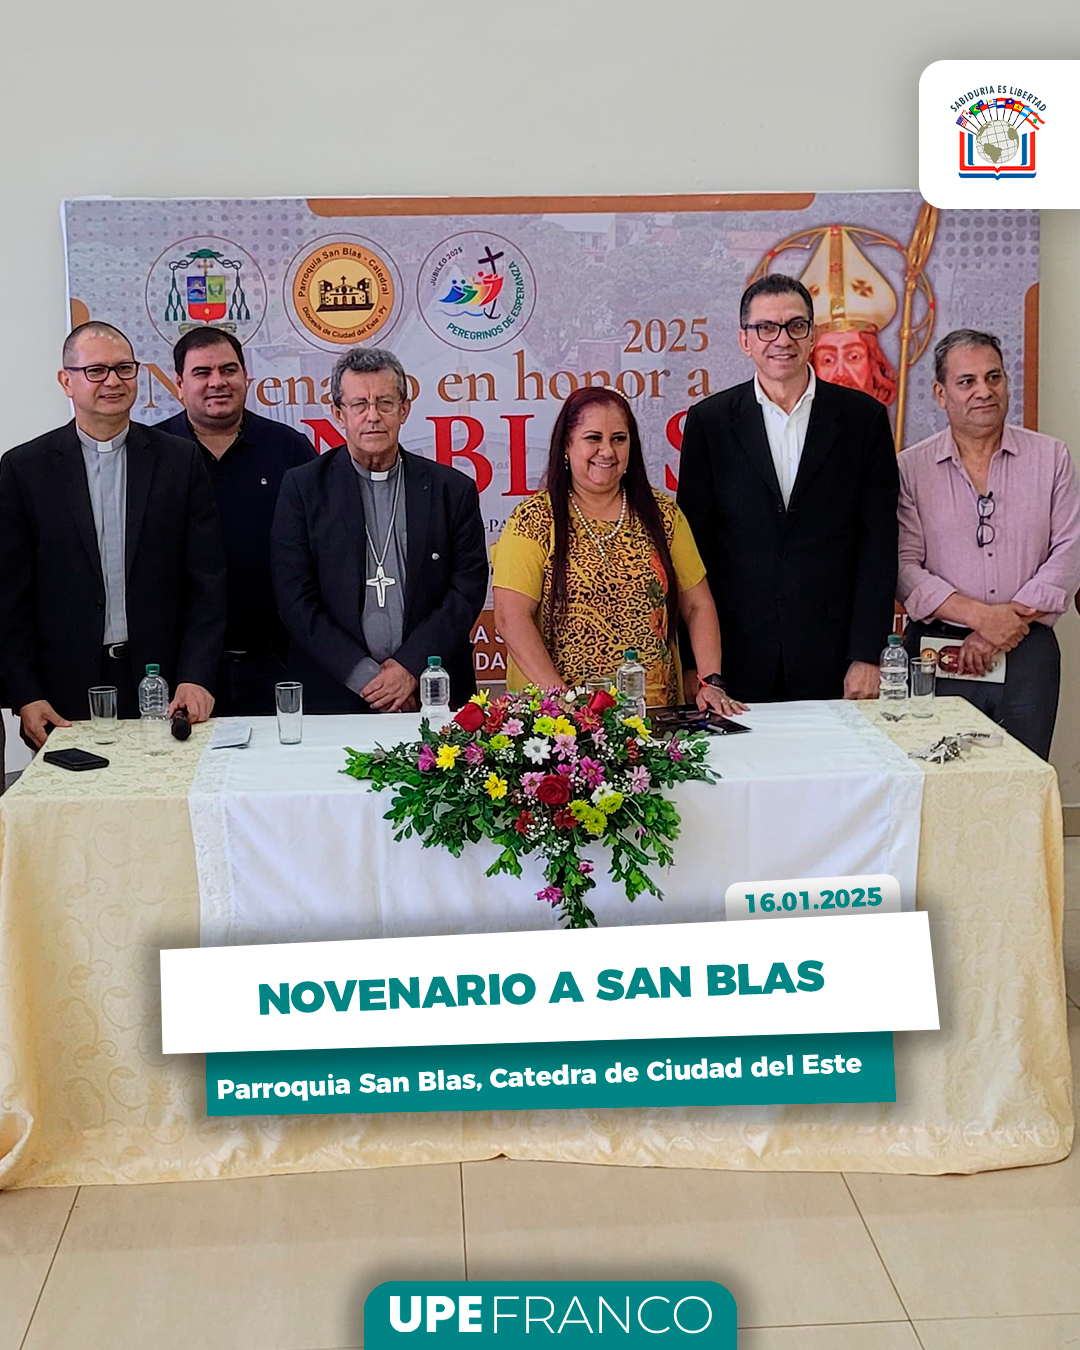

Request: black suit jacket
left=270, top=447, right=488, bottom=712
left=677, top=378, right=899, bottom=700
left=0, top=420, right=227, bottom=717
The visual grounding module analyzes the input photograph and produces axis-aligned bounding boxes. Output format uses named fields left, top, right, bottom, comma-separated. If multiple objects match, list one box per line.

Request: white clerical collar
left=76, top=423, right=129, bottom=454
left=351, top=451, right=402, bottom=482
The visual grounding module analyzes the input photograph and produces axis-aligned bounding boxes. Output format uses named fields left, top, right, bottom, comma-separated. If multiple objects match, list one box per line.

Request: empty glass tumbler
left=87, top=685, right=118, bottom=744
left=275, top=682, right=303, bottom=744
left=910, top=659, right=936, bottom=718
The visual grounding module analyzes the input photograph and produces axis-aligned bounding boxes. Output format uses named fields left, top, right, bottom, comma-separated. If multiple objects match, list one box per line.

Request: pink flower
left=578, top=860, right=594, bottom=875
left=556, top=763, right=574, bottom=776
left=417, top=744, right=436, bottom=772
left=590, top=727, right=607, bottom=749
left=539, top=695, right=561, bottom=716
left=579, top=756, right=605, bottom=788
left=504, top=718, right=524, bottom=737
left=629, top=765, right=651, bottom=794
left=553, top=733, right=578, bottom=761
left=536, top=885, right=563, bottom=906
left=521, top=771, right=545, bottom=797
left=464, top=742, right=485, bottom=766
left=668, top=735, right=685, bottom=763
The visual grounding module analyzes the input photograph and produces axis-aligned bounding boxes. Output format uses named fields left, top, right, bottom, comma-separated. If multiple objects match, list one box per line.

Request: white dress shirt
left=753, top=367, right=816, bottom=508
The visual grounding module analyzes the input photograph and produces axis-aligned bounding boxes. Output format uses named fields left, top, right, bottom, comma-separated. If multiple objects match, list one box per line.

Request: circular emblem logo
left=285, top=236, right=401, bottom=348
left=418, top=231, right=536, bottom=351
left=145, top=235, right=267, bottom=346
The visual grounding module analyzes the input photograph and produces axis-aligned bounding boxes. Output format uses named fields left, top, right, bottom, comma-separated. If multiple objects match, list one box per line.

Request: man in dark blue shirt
left=159, top=329, right=315, bottom=716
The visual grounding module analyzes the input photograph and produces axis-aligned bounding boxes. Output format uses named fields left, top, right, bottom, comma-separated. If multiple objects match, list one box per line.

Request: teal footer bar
left=206, top=1031, right=894, bottom=1114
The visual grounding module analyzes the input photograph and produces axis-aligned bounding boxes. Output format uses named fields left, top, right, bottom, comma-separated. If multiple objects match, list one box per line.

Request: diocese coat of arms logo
left=146, top=235, right=267, bottom=346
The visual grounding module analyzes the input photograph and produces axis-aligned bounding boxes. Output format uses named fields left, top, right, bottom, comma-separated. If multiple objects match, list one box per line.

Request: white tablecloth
left=190, top=702, right=923, bottom=946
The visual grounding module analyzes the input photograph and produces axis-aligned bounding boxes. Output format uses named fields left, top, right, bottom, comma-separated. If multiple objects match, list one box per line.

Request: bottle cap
left=427, top=655, right=442, bottom=667
left=624, top=649, right=638, bottom=661
left=887, top=635, right=902, bottom=646
left=146, top=663, right=160, bottom=675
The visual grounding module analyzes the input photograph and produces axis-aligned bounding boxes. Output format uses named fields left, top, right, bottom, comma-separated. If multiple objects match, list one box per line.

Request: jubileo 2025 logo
left=951, top=83, right=1046, bottom=179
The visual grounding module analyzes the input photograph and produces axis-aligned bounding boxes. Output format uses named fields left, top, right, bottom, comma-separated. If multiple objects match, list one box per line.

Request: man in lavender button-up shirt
left=898, top=328, right=1080, bottom=758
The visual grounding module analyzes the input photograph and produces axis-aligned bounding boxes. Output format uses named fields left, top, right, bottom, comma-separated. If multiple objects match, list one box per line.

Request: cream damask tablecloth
left=0, top=699, right=1071, bottom=1187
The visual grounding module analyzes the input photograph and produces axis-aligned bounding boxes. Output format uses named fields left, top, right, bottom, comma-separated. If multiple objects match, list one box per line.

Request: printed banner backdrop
left=62, top=194, right=1040, bottom=678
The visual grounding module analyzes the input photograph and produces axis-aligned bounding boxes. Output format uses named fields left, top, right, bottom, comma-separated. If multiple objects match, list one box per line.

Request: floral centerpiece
left=342, top=686, right=717, bottom=929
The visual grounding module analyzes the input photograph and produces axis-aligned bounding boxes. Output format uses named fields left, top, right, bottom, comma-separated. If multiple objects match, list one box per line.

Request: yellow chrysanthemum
left=622, top=715, right=649, bottom=738
left=553, top=716, right=576, bottom=737
left=595, top=790, right=624, bottom=814
left=485, top=773, right=508, bottom=800
left=533, top=715, right=556, bottom=735
left=583, top=808, right=607, bottom=836
left=436, top=744, right=460, bottom=770
left=488, top=733, right=511, bottom=750
left=569, top=799, right=590, bottom=821
left=469, top=691, right=490, bottom=707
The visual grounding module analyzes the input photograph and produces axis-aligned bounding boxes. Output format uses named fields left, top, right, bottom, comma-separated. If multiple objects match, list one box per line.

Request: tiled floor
left=3, top=839, right=1079, bottom=1350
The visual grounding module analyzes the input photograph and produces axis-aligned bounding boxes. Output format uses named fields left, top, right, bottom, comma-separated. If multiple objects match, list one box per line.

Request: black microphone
left=171, top=706, right=192, bottom=741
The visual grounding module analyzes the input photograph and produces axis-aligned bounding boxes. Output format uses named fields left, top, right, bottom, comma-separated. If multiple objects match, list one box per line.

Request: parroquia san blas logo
left=950, top=82, right=1047, bottom=179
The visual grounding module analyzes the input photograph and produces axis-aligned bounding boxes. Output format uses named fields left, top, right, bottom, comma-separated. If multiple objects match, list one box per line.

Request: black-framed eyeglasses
left=64, top=362, right=140, bottom=383
left=741, top=317, right=813, bottom=343
left=976, top=491, right=995, bottom=548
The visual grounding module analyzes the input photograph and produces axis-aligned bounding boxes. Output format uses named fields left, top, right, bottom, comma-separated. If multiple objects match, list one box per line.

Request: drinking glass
left=910, top=659, right=936, bottom=718
left=88, top=685, right=118, bottom=744
left=275, top=682, right=303, bottom=744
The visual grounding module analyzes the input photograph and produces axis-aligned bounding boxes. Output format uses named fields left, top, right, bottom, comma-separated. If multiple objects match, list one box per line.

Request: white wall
left=3, top=0, right=1079, bottom=798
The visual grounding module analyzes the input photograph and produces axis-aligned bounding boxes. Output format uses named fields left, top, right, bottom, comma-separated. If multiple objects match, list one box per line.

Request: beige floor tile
left=916, top=1314, right=1080, bottom=1349
left=462, top=1159, right=903, bottom=1329
left=739, top=1325, right=920, bottom=1349
left=0, top=1187, right=76, bottom=1350
left=1065, top=837, right=1080, bottom=910
left=846, top=1007, right=1080, bottom=1321
left=22, top=1165, right=463, bottom=1350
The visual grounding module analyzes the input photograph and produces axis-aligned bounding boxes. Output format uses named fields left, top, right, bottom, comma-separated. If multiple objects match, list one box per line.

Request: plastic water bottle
left=616, top=648, right=647, bottom=723
left=879, top=634, right=909, bottom=716
left=138, top=662, right=170, bottom=754
left=420, top=655, right=451, bottom=728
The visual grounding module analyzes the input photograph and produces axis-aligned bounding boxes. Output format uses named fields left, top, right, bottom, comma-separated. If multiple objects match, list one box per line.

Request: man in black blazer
left=271, top=347, right=487, bottom=713
left=0, top=322, right=226, bottom=747
left=677, top=275, right=899, bottom=703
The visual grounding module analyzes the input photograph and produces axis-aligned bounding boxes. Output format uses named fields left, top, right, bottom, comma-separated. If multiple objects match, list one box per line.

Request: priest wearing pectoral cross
left=271, top=347, right=488, bottom=713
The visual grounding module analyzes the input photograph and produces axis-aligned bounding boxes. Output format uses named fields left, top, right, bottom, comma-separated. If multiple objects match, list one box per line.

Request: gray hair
left=63, top=321, right=133, bottom=366
left=330, top=346, right=408, bottom=405
left=933, top=328, right=1004, bottom=384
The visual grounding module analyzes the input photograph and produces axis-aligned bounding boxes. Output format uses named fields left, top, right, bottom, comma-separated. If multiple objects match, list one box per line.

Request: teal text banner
left=364, top=1281, right=737, bottom=1348
left=206, top=1031, right=894, bottom=1114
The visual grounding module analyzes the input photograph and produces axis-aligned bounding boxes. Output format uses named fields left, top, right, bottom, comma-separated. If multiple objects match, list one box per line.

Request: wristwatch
left=699, top=673, right=728, bottom=693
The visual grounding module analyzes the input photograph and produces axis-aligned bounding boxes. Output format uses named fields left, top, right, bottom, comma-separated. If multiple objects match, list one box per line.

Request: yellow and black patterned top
left=493, top=489, right=706, bottom=707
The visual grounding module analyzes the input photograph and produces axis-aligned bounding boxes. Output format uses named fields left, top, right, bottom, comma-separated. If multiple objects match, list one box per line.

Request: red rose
left=586, top=688, right=616, bottom=715
left=553, top=808, right=576, bottom=830
left=453, top=701, right=485, bottom=732
left=535, top=773, right=571, bottom=807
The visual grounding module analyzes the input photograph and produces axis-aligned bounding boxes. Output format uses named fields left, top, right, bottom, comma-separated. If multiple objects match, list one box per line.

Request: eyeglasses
left=741, top=317, right=813, bottom=342
left=337, top=397, right=402, bottom=416
left=64, top=362, right=140, bottom=382
left=976, top=492, right=995, bottom=548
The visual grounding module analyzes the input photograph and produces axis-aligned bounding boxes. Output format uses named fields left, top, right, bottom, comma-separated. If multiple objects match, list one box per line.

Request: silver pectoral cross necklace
left=364, top=458, right=403, bottom=608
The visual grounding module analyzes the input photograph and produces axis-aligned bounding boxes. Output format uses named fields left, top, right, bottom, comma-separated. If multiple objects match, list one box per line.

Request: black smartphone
left=650, top=706, right=751, bottom=736
left=42, top=748, right=111, bottom=771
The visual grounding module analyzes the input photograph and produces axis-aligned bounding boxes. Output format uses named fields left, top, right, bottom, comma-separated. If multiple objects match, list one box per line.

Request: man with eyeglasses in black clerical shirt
left=897, top=329, right=1080, bottom=759
left=0, top=322, right=225, bottom=748
left=158, top=329, right=315, bottom=716
left=676, top=274, right=899, bottom=705
left=271, top=346, right=488, bottom=714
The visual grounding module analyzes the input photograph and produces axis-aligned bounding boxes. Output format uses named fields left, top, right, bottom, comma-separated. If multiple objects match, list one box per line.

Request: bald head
left=62, top=321, right=133, bottom=367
